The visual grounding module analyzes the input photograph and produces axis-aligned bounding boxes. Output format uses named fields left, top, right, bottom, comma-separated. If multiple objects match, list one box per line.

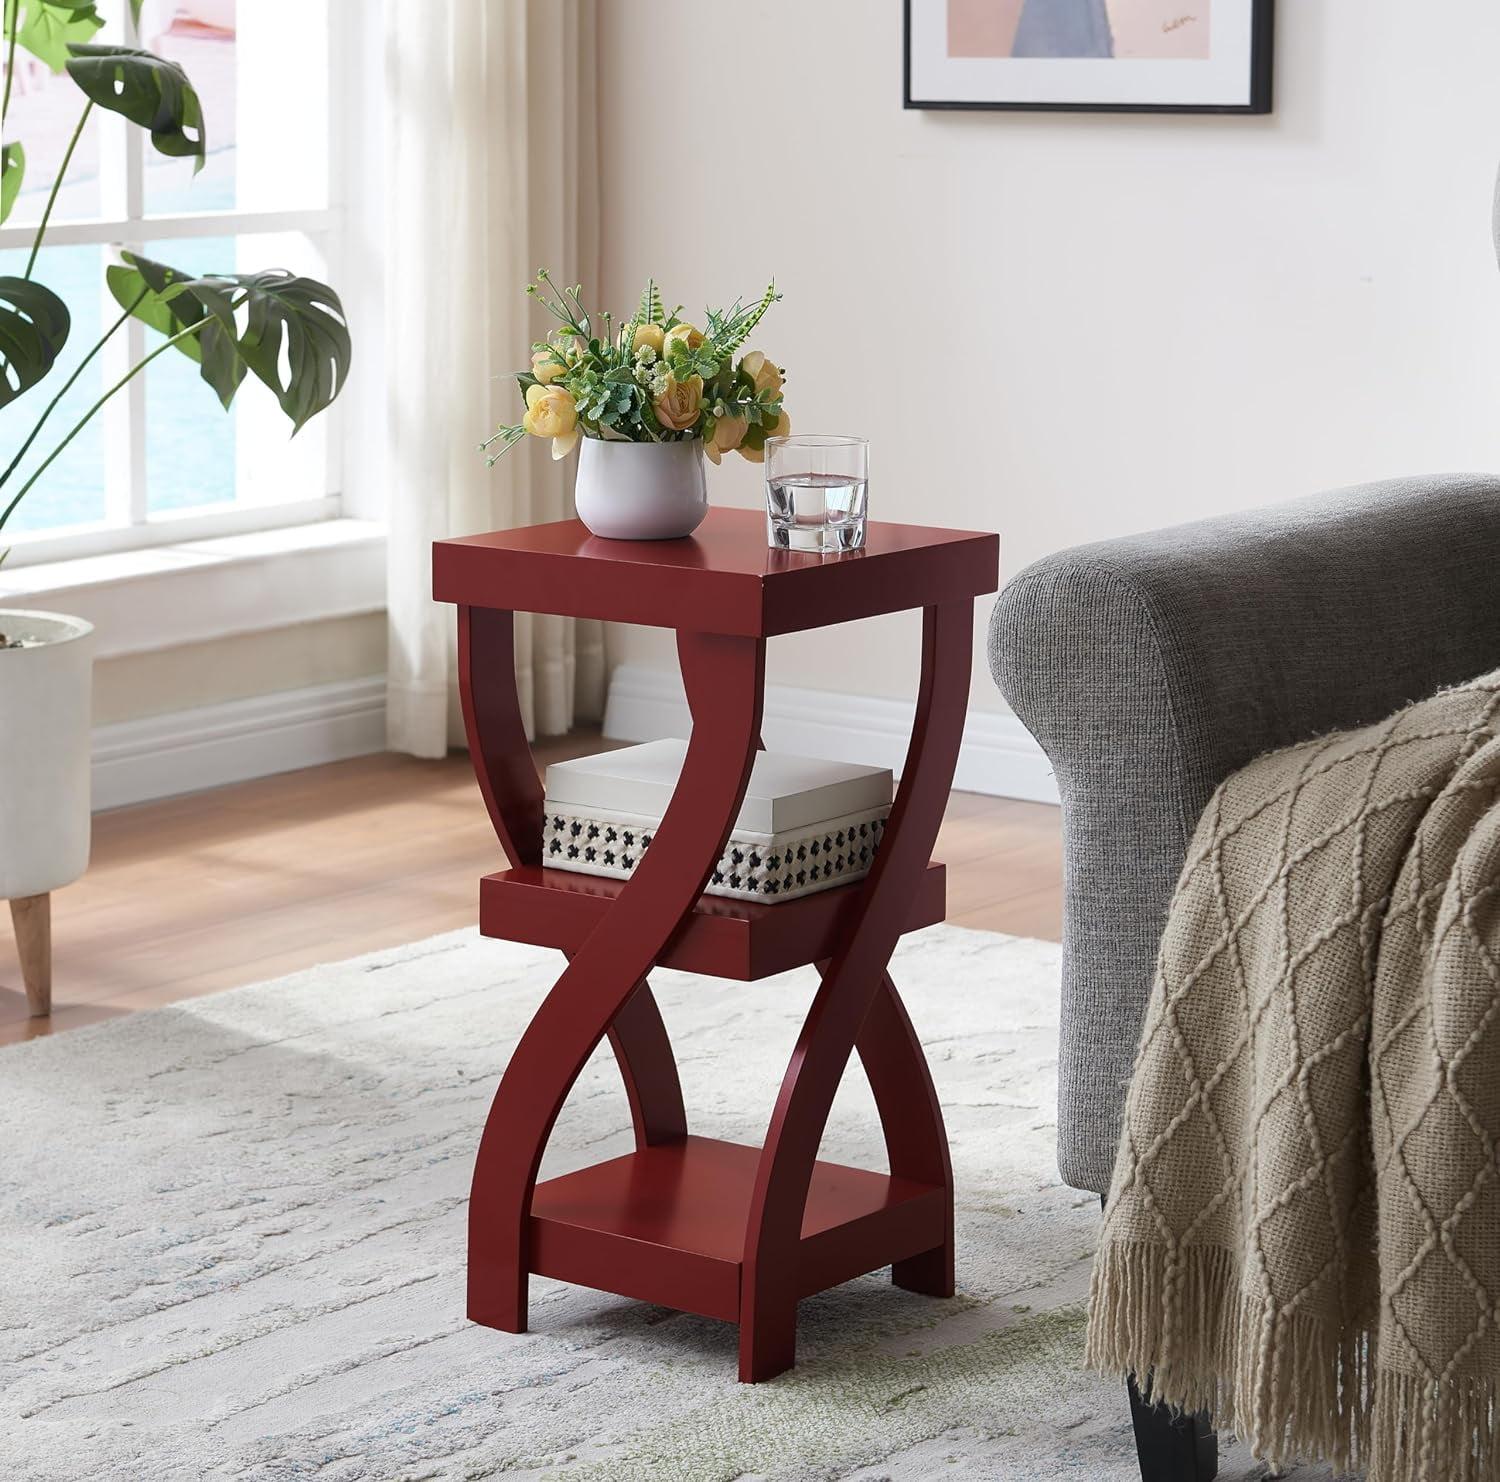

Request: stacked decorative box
left=542, top=740, right=892, bottom=903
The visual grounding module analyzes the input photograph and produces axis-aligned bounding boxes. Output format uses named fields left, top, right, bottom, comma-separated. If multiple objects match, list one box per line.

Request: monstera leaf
left=65, top=43, right=204, bottom=169
left=0, top=143, right=23, bottom=224
left=108, top=252, right=350, bottom=433
left=13, top=0, right=102, bottom=72
left=232, top=271, right=350, bottom=433
left=106, top=252, right=243, bottom=406
left=0, top=275, right=69, bottom=408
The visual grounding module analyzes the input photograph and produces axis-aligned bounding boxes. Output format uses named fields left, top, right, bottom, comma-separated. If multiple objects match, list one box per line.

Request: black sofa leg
left=1099, top=1197, right=1218, bottom=1480
left=1126, top=1374, right=1218, bottom=1481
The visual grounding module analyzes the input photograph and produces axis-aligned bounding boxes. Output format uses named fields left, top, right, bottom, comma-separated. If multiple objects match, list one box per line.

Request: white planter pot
left=573, top=437, right=708, bottom=540
left=0, top=610, right=95, bottom=901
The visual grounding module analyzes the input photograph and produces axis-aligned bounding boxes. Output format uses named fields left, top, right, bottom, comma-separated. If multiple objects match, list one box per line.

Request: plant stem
left=0, top=321, right=203, bottom=533
left=1, top=0, right=19, bottom=128
left=25, top=99, right=91, bottom=278
left=480, top=425, right=525, bottom=463
left=0, top=285, right=147, bottom=492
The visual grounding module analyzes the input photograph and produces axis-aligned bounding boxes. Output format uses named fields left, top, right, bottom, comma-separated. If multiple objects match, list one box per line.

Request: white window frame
left=0, top=0, right=376, bottom=574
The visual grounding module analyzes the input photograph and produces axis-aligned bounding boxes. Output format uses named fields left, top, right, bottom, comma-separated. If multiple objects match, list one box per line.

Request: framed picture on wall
left=904, top=0, right=1274, bottom=114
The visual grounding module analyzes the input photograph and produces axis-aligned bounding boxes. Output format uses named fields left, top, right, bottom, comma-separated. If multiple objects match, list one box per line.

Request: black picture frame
left=903, top=0, right=1274, bottom=115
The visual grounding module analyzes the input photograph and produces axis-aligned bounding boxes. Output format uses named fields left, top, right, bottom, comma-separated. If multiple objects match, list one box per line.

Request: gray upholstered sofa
left=990, top=474, right=1500, bottom=1477
left=992, top=473, right=1500, bottom=1196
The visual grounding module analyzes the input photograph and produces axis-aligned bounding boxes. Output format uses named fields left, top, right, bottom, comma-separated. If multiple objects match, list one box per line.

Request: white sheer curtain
left=384, top=0, right=606, bottom=758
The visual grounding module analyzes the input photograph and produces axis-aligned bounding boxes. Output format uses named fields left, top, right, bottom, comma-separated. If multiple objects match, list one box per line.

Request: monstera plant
left=0, top=0, right=351, bottom=549
left=0, top=0, right=351, bottom=1019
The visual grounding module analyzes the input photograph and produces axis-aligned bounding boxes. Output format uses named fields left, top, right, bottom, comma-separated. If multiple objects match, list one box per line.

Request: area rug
left=0, top=924, right=1327, bottom=1480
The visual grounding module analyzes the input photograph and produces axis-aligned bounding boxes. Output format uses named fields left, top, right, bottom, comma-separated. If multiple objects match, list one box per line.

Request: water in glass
left=766, top=472, right=869, bottom=552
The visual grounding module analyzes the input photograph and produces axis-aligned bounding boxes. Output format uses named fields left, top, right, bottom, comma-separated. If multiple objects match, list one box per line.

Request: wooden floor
left=0, top=733, right=1062, bottom=1046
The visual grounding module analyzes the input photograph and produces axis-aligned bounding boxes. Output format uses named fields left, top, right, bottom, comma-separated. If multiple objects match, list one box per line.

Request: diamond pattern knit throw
left=1086, top=670, right=1500, bottom=1482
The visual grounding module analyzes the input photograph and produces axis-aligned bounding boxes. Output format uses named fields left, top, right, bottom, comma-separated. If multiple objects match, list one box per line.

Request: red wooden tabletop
left=433, top=507, right=999, bottom=635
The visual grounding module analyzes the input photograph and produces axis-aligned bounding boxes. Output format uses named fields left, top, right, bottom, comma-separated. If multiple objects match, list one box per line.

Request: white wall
left=598, top=0, right=1500, bottom=718
left=94, top=616, right=384, bottom=727
left=90, top=616, right=387, bottom=811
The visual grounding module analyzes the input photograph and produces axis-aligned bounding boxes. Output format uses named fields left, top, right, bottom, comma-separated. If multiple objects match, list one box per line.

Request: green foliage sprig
left=481, top=272, right=787, bottom=467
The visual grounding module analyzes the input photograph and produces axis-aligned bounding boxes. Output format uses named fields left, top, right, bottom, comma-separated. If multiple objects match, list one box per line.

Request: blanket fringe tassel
left=1086, top=1239, right=1500, bottom=1482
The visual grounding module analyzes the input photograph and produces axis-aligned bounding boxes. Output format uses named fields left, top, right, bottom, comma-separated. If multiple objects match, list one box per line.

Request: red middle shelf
left=480, top=861, right=947, bottom=980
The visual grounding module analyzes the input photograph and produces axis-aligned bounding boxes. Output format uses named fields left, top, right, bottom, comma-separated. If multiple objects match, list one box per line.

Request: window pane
left=0, top=246, right=107, bottom=534
left=3, top=51, right=103, bottom=225
left=142, top=232, right=330, bottom=515
left=140, top=1, right=329, bottom=218
left=141, top=235, right=236, bottom=514
left=141, top=2, right=237, bottom=214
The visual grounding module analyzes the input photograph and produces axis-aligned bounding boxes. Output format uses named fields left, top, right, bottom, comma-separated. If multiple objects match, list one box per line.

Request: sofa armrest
left=989, top=473, right=1500, bottom=1193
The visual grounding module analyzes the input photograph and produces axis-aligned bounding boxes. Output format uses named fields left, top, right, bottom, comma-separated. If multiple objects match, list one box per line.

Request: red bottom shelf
left=528, top=1135, right=946, bottom=1322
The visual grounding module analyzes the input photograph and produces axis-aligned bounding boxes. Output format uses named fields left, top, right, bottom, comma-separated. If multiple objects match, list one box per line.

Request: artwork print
left=904, top=0, right=1272, bottom=113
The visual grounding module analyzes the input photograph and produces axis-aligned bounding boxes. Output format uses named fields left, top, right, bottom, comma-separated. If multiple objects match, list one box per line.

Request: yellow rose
left=523, top=382, right=577, bottom=436
left=739, top=350, right=783, bottom=397
left=632, top=322, right=665, bottom=355
left=531, top=349, right=566, bottom=385
left=703, top=414, right=748, bottom=466
left=663, top=323, right=704, bottom=356
left=523, top=383, right=580, bottom=459
left=738, top=410, right=790, bottom=464
left=653, top=372, right=703, bottom=433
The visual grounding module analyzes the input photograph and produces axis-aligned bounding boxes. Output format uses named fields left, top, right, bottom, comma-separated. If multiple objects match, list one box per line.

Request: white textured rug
left=0, top=925, right=1327, bottom=1480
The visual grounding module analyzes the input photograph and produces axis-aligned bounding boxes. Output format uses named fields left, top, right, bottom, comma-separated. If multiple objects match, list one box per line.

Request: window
left=0, top=0, right=349, bottom=567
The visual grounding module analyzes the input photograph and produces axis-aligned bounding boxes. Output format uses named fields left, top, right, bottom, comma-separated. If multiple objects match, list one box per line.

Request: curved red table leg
left=458, top=605, right=545, bottom=868
left=466, top=628, right=765, bottom=1332
left=459, top=605, right=688, bottom=1148
left=606, top=977, right=688, bottom=1146
left=739, top=601, right=971, bottom=1381
left=748, top=760, right=951, bottom=1291
left=857, top=973, right=955, bottom=1296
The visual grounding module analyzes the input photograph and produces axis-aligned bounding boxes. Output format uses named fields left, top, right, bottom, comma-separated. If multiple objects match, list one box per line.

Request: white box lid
left=544, top=739, right=892, bottom=835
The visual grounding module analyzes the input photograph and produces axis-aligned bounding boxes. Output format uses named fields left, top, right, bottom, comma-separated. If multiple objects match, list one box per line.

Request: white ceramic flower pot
left=0, top=610, right=95, bottom=901
left=573, top=437, right=708, bottom=541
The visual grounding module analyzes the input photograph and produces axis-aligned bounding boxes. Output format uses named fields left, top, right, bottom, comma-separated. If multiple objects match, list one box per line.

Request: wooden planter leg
left=10, top=893, right=51, bottom=1017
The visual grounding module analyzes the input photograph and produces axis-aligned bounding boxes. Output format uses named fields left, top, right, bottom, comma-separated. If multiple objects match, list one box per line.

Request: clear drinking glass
left=764, top=435, right=869, bottom=552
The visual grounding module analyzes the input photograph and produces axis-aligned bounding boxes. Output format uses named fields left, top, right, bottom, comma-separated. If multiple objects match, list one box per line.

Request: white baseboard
left=603, top=664, right=1057, bottom=804
left=90, top=664, right=1059, bottom=813
left=92, top=676, right=387, bottom=812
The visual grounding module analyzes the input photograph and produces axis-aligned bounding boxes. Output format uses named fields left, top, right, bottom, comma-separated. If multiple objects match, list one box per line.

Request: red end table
left=433, top=507, right=998, bottom=1382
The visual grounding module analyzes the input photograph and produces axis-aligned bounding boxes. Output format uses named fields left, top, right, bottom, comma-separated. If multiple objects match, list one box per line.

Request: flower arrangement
left=482, top=271, right=789, bottom=467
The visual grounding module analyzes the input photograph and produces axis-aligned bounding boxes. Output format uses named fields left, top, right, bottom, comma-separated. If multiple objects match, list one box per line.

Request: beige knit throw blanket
left=1087, top=670, right=1500, bottom=1482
